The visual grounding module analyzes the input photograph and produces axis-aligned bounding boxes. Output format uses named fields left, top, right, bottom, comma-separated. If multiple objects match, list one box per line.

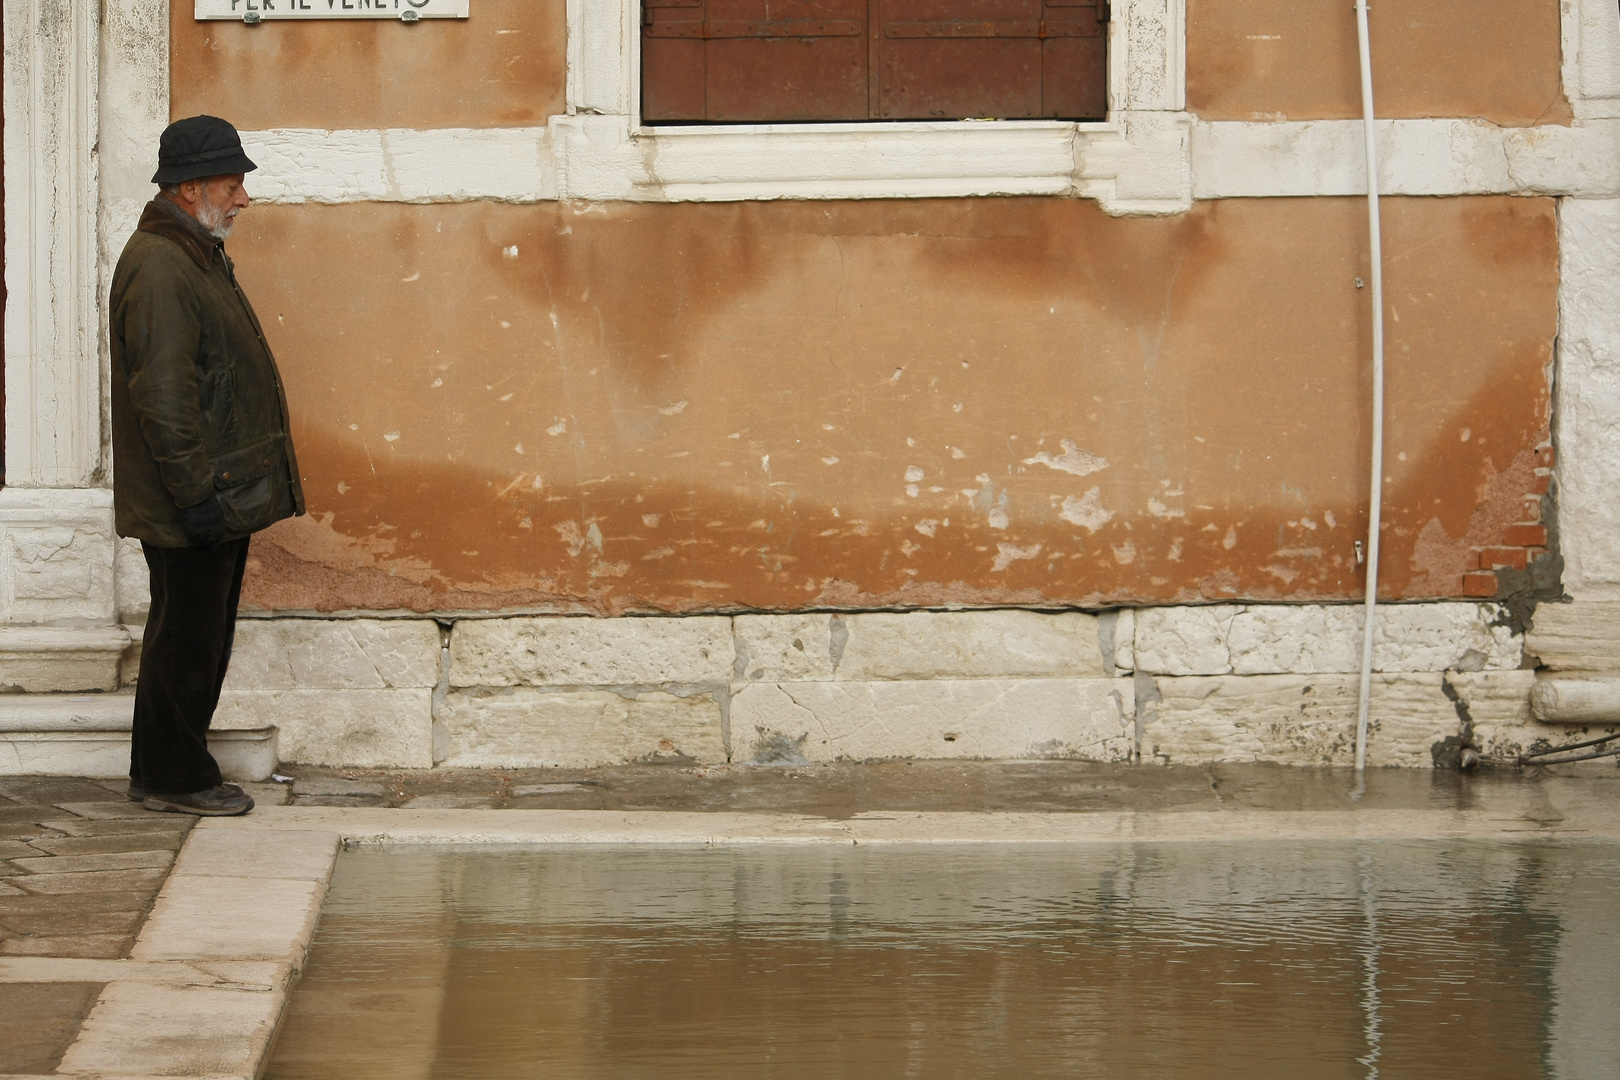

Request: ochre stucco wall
left=170, top=0, right=566, bottom=129
left=168, top=0, right=1569, bottom=131
left=224, top=196, right=1556, bottom=614
left=1186, top=0, right=1569, bottom=125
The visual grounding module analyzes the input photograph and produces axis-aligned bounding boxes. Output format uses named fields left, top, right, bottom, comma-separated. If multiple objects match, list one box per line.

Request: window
left=642, top=0, right=1109, bottom=123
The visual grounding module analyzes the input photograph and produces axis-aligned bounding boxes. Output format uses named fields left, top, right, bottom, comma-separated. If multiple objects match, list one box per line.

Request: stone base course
left=3, top=602, right=1596, bottom=772
left=213, top=689, right=434, bottom=770
left=1142, top=673, right=1460, bottom=768
left=435, top=688, right=726, bottom=768
left=0, top=696, right=277, bottom=780
left=734, top=610, right=1108, bottom=682
left=730, top=678, right=1133, bottom=763
left=450, top=615, right=733, bottom=687
left=1530, top=676, right=1620, bottom=722
left=224, top=619, right=442, bottom=691
left=1133, top=602, right=1520, bottom=676
left=1526, top=601, right=1620, bottom=671
left=0, top=626, right=132, bottom=694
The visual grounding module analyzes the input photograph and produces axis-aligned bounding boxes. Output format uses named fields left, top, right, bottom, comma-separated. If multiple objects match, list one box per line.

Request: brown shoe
left=143, top=784, right=254, bottom=817
left=126, top=783, right=145, bottom=802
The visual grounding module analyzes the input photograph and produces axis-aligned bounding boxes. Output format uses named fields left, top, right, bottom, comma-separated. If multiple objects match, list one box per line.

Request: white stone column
left=0, top=0, right=127, bottom=692
left=1566, top=0, right=1620, bottom=120
left=3, top=0, right=101, bottom=488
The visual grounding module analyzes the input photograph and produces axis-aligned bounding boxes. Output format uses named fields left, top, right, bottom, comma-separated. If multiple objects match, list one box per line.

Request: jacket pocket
left=212, top=437, right=286, bottom=534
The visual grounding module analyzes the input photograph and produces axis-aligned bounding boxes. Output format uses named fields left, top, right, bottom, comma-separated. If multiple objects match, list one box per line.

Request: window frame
left=564, top=0, right=1188, bottom=205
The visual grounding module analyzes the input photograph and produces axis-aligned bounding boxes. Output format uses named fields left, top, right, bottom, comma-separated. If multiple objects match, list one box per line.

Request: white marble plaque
left=196, top=0, right=469, bottom=19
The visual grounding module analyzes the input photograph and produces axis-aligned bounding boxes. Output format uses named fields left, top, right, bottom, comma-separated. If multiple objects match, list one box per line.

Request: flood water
left=264, top=841, right=1620, bottom=1079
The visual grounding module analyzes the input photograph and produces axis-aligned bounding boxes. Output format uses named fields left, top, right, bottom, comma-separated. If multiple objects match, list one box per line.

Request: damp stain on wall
left=226, top=195, right=1556, bottom=613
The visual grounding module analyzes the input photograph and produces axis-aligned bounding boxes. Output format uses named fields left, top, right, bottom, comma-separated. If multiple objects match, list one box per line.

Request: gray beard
left=196, top=193, right=235, bottom=240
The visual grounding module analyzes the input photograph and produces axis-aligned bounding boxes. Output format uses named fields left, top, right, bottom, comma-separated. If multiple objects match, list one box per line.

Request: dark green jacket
left=110, top=198, right=304, bottom=548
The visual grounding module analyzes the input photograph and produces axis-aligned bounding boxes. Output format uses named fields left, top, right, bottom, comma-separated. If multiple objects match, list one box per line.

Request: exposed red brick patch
left=1480, top=547, right=1529, bottom=571
left=1500, top=524, right=1548, bottom=547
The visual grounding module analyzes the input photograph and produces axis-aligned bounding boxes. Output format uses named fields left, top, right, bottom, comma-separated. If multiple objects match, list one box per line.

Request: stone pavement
left=2, top=759, right=1615, bottom=1076
left=0, top=776, right=188, bottom=1074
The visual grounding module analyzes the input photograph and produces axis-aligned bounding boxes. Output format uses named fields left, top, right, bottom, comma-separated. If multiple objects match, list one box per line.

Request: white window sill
left=630, top=120, right=1114, bottom=138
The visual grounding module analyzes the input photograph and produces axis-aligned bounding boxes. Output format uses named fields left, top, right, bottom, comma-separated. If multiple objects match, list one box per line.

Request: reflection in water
left=264, top=841, right=1620, bottom=1080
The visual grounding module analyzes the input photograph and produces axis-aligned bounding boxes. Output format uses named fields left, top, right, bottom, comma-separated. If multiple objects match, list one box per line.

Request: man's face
left=182, top=174, right=250, bottom=239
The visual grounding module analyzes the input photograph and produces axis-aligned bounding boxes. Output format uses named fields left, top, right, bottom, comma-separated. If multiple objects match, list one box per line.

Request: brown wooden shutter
left=642, top=0, right=1105, bottom=123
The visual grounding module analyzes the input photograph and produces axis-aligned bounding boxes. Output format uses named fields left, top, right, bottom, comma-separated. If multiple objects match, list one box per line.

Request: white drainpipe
left=1354, top=0, right=1386, bottom=775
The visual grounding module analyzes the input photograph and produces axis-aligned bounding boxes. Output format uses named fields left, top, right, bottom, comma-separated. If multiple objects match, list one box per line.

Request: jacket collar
left=137, top=196, right=224, bottom=270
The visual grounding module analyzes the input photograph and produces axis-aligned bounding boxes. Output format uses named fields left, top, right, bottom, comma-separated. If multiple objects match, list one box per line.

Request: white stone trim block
left=0, top=624, right=129, bottom=691
left=1557, top=200, right=1620, bottom=600
left=1528, top=601, right=1620, bottom=671
left=0, top=692, right=277, bottom=778
left=1133, top=603, right=1521, bottom=676
left=450, top=615, right=733, bottom=687
left=1075, top=110, right=1193, bottom=214
left=230, top=118, right=1620, bottom=207
left=1455, top=669, right=1620, bottom=759
left=223, top=619, right=442, bottom=690
left=1569, top=0, right=1620, bottom=119
left=1194, top=119, right=1620, bottom=200
left=436, top=686, right=725, bottom=767
left=730, top=677, right=1134, bottom=763
left=1113, top=0, right=1183, bottom=112
left=213, top=688, right=434, bottom=769
left=735, top=610, right=1108, bottom=683
left=241, top=127, right=558, bottom=204
left=1142, top=673, right=1461, bottom=768
left=1530, top=676, right=1620, bottom=723
left=0, top=487, right=116, bottom=627
left=624, top=121, right=1083, bottom=203
left=567, top=0, right=630, bottom=116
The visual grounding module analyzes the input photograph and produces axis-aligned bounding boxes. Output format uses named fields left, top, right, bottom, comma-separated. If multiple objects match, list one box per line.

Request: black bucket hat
left=151, top=115, right=258, bottom=185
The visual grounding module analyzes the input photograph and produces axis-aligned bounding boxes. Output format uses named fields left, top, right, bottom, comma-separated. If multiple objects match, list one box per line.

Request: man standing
left=109, top=116, right=305, bottom=816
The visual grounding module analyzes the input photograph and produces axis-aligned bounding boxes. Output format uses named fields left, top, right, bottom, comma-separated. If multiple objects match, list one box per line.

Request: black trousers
left=129, top=538, right=251, bottom=795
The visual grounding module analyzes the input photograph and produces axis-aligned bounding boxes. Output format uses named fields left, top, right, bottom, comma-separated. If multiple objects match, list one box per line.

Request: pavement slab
left=50, top=801, right=153, bottom=821
left=7, top=867, right=172, bottom=895
left=25, top=834, right=192, bottom=857
left=0, top=933, right=133, bottom=959
left=131, top=877, right=327, bottom=967
left=0, top=982, right=103, bottom=1074
left=171, top=830, right=338, bottom=883
left=57, top=981, right=284, bottom=1078
left=32, top=817, right=192, bottom=838
left=0, top=778, right=128, bottom=803
left=0, top=907, right=148, bottom=939
left=9, top=851, right=174, bottom=875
